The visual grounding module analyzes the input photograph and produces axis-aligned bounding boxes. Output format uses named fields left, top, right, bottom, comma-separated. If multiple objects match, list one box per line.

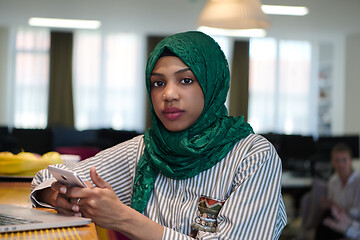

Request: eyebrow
left=151, top=67, right=192, bottom=76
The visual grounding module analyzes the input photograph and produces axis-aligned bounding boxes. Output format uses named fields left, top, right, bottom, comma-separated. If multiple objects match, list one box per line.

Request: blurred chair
left=299, top=178, right=328, bottom=240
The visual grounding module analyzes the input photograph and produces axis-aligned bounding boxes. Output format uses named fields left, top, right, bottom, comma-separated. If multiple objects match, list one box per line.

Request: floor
left=280, top=217, right=303, bottom=240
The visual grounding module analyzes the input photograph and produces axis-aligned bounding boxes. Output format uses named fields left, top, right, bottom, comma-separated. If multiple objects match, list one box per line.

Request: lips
left=163, top=107, right=184, bottom=120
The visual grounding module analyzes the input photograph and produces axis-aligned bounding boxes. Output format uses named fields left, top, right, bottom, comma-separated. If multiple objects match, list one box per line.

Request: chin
left=163, top=122, right=188, bottom=132
left=164, top=126, right=185, bottom=132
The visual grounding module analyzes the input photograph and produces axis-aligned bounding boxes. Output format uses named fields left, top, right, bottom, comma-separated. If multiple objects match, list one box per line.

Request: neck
left=339, top=170, right=353, bottom=186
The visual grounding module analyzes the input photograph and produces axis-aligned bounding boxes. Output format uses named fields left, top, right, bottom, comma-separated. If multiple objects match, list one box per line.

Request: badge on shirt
left=190, top=196, right=225, bottom=237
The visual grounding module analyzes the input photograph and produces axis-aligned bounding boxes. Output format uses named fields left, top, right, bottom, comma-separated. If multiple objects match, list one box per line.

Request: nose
left=163, top=82, right=179, bottom=101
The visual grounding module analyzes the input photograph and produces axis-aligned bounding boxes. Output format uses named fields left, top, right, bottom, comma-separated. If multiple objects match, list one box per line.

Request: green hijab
left=131, top=31, right=254, bottom=213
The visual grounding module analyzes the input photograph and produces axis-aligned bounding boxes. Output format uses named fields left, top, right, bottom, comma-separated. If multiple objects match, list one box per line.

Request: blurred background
left=0, top=1, right=360, bottom=238
left=0, top=0, right=359, bottom=135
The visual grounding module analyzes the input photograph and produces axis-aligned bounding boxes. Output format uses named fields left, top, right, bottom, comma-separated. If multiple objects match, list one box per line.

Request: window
left=73, top=31, right=145, bottom=131
left=11, top=28, right=50, bottom=128
left=10, top=29, right=145, bottom=131
left=248, top=38, right=312, bottom=135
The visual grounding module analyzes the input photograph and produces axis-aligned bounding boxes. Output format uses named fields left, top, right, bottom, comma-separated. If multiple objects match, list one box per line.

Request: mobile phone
left=47, top=166, right=88, bottom=188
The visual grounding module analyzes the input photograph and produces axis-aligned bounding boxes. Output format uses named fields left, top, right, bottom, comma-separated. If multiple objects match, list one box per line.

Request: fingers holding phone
left=47, top=166, right=89, bottom=216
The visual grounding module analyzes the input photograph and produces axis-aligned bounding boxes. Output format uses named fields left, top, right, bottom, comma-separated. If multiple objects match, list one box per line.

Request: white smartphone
left=47, top=166, right=88, bottom=188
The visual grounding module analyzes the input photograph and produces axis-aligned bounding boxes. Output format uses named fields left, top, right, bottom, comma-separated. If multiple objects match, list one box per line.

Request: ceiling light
left=198, top=0, right=270, bottom=30
left=198, top=26, right=266, bottom=38
left=29, top=17, right=101, bottom=29
left=261, top=5, right=309, bottom=16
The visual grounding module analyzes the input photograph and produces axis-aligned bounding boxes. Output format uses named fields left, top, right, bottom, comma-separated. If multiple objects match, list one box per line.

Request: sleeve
left=162, top=227, right=193, bottom=240
left=345, top=221, right=360, bottom=240
left=30, top=135, right=143, bottom=208
left=210, top=138, right=286, bottom=239
left=349, top=175, right=360, bottom=220
left=164, top=136, right=287, bottom=240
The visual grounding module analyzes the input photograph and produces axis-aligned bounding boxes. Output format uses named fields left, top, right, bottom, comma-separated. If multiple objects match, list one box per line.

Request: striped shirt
left=327, top=171, right=360, bottom=219
left=31, top=133, right=287, bottom=239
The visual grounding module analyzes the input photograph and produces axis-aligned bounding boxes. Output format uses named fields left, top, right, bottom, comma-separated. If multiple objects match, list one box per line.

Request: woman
left=31, top=31, right=286, bottom=239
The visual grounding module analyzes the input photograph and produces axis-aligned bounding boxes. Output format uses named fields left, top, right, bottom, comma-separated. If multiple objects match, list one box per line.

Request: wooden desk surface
left=0, top=181, right=99, bottom=240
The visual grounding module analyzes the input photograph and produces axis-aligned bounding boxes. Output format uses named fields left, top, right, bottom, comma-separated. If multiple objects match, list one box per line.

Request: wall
left=0, top=27, right=10, bottom=125
left=0, top=26, right=357, bottom=135
left=331, top=36, right=346, bottom=135
left=345, top=33, right=360, bottom=134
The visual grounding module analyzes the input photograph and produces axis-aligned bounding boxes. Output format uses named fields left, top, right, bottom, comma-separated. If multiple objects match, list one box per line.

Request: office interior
left=0, top=0, right=360, bottom=239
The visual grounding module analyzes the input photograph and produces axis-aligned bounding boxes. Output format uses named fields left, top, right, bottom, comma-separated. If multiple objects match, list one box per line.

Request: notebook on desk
left=0, top=204, right=91, bottom=233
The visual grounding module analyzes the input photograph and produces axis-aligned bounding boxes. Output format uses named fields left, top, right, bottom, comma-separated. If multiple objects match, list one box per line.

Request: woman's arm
left=29, top=135, right=166, bottom=240
left=30, top=135, right=144, bottom=207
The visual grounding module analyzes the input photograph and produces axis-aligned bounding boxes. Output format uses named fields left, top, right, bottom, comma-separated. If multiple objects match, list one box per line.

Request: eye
left=180, top=78, right=194, bottom=84
left=152, top=80, right=165, bottom=87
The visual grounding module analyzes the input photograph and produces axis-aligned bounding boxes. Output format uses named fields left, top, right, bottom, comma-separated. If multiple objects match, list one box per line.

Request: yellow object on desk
left=0, top=151, right=62, bottom=176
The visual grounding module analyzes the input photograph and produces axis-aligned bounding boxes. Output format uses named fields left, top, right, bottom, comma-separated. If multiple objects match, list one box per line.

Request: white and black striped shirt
left=31, top=134, right=287, bottom=239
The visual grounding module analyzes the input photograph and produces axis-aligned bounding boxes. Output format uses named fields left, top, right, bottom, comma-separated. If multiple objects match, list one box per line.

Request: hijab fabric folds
left=131, top=31, right=254, bottom=213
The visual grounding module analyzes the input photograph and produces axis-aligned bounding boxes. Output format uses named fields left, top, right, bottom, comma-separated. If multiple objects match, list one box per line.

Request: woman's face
left=150, top=56, right=204, bottom=132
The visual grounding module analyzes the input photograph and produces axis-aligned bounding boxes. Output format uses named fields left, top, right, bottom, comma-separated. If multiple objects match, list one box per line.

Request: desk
left=0, top=181, right=99, bottom=240
left=281, top=171, right=312, bottom=188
